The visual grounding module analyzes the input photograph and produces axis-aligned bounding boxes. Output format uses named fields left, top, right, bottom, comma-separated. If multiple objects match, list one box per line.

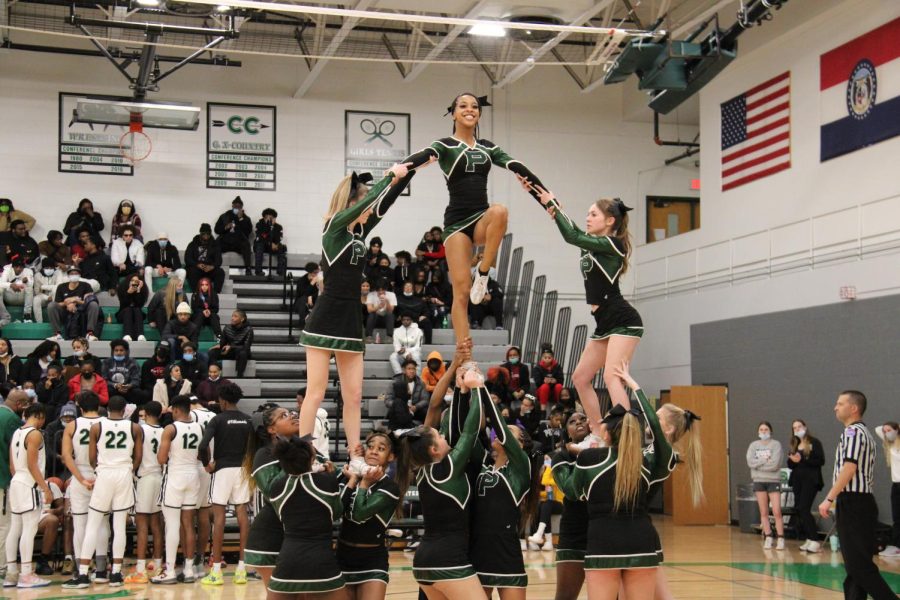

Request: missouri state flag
left=820, top=17, right=900, bottom=162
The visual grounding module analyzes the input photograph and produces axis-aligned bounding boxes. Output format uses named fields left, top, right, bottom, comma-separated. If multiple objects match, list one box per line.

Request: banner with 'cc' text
left=207, top=103, right=276, bottom=190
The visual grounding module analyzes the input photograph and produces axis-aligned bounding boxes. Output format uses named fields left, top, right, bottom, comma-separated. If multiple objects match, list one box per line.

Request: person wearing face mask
left=195, top=363, right=229, bottom=407
left=501, top=346, right=531, bottom=410
left=66, top=361, right=109, bottom=405
left=37, top=363, right=68, bottom=422
left=32, top=258, right=66, bottom=324
left=747, top=421, right=785, bottom=549
left=109, top=199, right=142, bottom=244
left=0, top=255, right=35, bottom=325
left=116, top=274, right=148, bottom=342
left=392, top=250, right=418, bottom=291
left=0, top=338, right=24, bottom=386
left=875, top=421, right=900, bottom=557
left=515, top=395, right=542, bottom=440
left=140, top=342, right=171, bottom=392
left=162, top=302, right=199, bottom=358
left=0, top=198, right=35, bottom=233
left=21, top=340, right=61, bottom=385
left=396, top=280, right=433, bottom=344
left=62, top=337, right=102, bottom=375
left=786, top=419, right=825, bottom=553
left=37, top=230, right=71, bottom=270
left=214, top=196, right=254, bottom=276
left=47, top=266, right=101, bottom=341
left=152, top=363, right=191, bottom=410
left=253, top=208, right=287, bottom=276
left=185, top=224, right=225, bottom=294
left=177, top=341, right=208, bottom=387
left=101, top=339, right=149, bottom=407
left=109, top=225, right=145, bottom=277
left=533, top=346, right=564, bottom=415
left=143, top=232, right=186, bottom=291
left=420, top=351, right=446, bottom=394
left=389, top=315, right=424, bottom=376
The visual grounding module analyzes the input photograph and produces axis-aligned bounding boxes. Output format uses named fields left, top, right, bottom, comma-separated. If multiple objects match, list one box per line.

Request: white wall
left=632, top=0, right=900, bottom=394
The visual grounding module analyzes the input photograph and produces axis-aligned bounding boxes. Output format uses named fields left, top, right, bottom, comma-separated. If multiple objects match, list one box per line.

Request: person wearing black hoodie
left=63, top=198, right=104, bottom=247
left=162, top=302, right=200, bottom=356
left=214, top=196, right=253, bottom=276
left=37, top=362, right=69, bottom=421
left=533, top=346, right=564, bottom=415
left=208, top=309, right=253, bottom=378
left=140, top=341, right=171, bottom=392
left=101, top=338, right=150, bottom=406
left=502, top=346, right=531, bottom=409
left=253, top=208, right=286, bottom=276
left=185, top=224, right=225, bottom=293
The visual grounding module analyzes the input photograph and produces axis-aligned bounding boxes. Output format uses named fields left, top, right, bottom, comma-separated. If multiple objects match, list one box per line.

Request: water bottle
left=441, top=314, right=449, bottom=329
left=829, top=534, right=839, bottom=552
left=375, top=331, right=381, bottom=344
left=106, top=313, right=113, bottom=324
left=547, top=487, right=554, bottom=502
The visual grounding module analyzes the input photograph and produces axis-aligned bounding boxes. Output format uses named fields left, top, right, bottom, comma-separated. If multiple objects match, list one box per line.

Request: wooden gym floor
left=5, top=516, right=899, bottom=599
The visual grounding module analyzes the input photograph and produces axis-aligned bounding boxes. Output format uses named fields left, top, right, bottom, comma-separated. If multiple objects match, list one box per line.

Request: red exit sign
left=690, top=179, right=701, bottom=190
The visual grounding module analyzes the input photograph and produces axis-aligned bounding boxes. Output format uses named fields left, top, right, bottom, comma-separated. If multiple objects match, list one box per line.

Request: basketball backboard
left=72, top=97, right=200, bottom=130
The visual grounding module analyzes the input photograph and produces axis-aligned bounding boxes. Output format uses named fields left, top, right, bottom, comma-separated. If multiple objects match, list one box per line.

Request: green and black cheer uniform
left=470, top=391, right=532, bottom=589
left=300, top=171, right=414, bottom=353
left=551, top=207, right=643, bottom=340
left=244, top=445, right=284, bottom=568
left=404, top=138, right=546, bottom=241
left=267, top=471, right=345, bottom=594
left=336, top=474, right=401, bottom=585
left=573, top=390, right=675, bottom=570
left=412, top=385, right=485, bottom=584
left=550, top=448, right=590, bottom=563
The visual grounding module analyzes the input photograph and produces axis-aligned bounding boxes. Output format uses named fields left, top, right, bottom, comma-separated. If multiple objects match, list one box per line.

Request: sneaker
left=541, top=539, right=554, bottom=551
left=146, top=560, right=158, bottom=574
left=763, top=536, right=774, bottom=549
left=527, top=532, right=544, bottom=547
left=574, top=433, right=602, bottom=450
left=124, top=570, right=149, bottom=584
left=776, top=537, right=785, bottom=551
left=469, top=264, right=489, bottom=304
left=520, top=539, right=527, bottom=551
left=151, top=570, right=179, bottom=585
left=805, top=541, right=822, bottom=553
left=234, top=569, right=247, bottom=584
left=17, top=573, right=51, bottom=588
left=109, top=572, right=124, bottom=587
left=246, top=570, right=262, bottom=581
left=87, top=333, right=99, bottom=342
left=137, top=335, right=147, bottom=342
left=48, top=333, right=64, bottom=342
left=61, top=557, right=75, bottom=575
left=878, top=545, right=900, bottom=557
left=404, top=540, right=420, bottom=551
left=63, top=574, right=91, bottom=589
left=22, top=314, right=33, bottom=324
left=348, top=456, right=371, bottom=476
left=799, top=540, right=810, bottom=551
left=386, top=528, right=403, bottom=538
left=94, top=569, right=109, bottom=583
left=192, top=557, right=206, bottom=579
left=3, top=574, right=18, bottom=588
left=181, top=572, right=196, bottom=583
left=201, top=572, right=224, bottom=586
left=35, top=561, right=53, bottom=576
left=123, top=335, right=132, bottom=342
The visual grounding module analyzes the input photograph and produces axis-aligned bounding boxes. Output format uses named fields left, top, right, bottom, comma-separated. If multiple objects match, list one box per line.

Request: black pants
left=208, top=345, right=250, bottom=378
left=219, top=235, right=251, bottom=270
left=468, top=295, right=503, bottom=328
left=892, top=482, right=900, bottom=547
left=118, top=306, right=146, bottom=340
left=835, top=492, right=896, bottom=600
left=792, top=477, right=820, bottom=541
left=253, top=242, right=287, bottom=275
left=366, top=311, right=394, bottom=337
left=409, top=316, right=433, bottom=344
left=538, top=500, right=563, bottom=527
left=193, top=312, right=222, bottom=337
left=187, top=266, right=225, bottom=294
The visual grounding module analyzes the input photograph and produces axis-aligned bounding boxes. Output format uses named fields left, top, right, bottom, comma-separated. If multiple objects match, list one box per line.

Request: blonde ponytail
left=613, top=413, right=644, bottom=512
left=658, top=404, right=705, bottom=507
left=324, top=176, right=370, bottom=221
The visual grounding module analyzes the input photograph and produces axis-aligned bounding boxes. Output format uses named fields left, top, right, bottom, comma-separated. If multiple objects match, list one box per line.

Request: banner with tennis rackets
left=345, top=110, right=411, bottom=195
left=207, top=102, right=276, bottom=191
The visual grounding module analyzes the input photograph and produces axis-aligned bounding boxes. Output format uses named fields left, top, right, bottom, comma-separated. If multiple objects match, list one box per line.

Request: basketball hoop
left=119, top=112, right=152, bottom=165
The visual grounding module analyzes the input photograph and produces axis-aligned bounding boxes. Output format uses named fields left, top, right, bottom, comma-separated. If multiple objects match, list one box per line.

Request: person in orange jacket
left=420, top=351, right=446, bottom=394
left=67, top=361, right=109, bottom=405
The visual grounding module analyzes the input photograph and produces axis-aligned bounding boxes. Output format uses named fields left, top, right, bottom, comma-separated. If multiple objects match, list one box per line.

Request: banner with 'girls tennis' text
left=345, top=111, right=411, bottom=195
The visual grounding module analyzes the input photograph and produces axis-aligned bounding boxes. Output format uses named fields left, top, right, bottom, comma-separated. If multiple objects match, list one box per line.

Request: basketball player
left=126, top=400, right=164, bottom=583
left=190, top=394, right=215, bottom=576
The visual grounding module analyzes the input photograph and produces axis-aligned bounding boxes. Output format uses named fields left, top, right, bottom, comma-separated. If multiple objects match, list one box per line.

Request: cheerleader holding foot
left=337, top=431, right=402, bottom=599
left=300, top=164, right=415, bottom=475
left=521, top=181, right=642, bottom=439
left=243, top=406, right=300, bottom=587
left=267, top=435, right=346, bottom=600
left=396, top=363, right=488, bottom=600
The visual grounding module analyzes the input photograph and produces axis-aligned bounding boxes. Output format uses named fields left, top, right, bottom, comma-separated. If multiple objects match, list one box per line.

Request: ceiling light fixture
left=135, top=0, right=161, bottom=6
left=468, top=22, right=506, bottom=37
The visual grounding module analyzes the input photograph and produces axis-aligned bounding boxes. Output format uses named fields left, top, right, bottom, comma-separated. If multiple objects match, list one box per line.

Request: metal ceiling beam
left=671, top=0, right=731, bottom=38
left=292, top=0, right=376, bottom=98
left=403, top=0, right=488, bottom=82
left=493, top=0, right=617, bottom=90
left=382, top=32, right=406, bottom=77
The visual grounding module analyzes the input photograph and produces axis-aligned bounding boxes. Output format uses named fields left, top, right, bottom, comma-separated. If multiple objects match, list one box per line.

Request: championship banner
left=207, top=103, right=276, bottom=190
left=820, top=16, right=900, bottom=162
left=345, top=111, right=411, bottom=194
left=58, top=92, right=133, bottom=176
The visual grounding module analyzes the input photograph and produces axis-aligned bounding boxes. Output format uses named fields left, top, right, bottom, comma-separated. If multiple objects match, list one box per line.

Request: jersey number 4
left=104, top=431, right=128, bottom=449
left=182, top=433, right=199, bottom=450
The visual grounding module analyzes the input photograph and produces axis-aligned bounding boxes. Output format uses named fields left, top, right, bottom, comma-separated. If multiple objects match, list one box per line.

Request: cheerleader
left=522, top=183, right=642, bottom=437
left=243, top=406, right=300, bottom=587
left=396, top=364, right=488, bottom=600
left=337, top=431, right=402, bottom=599
left=471, top=389, right=543, bottom=599
left=402, top=93, right=549, bottom=342
left=299, top=163, right=414, bottom=475
left=266, top=435, right=345, bottom=599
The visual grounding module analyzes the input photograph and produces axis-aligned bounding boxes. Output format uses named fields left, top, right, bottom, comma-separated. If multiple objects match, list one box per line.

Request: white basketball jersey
left=10, top=426, right=45, bottom=486
left=138, top=423, right=164, bottom=477
left=72, top=416, right=101, bottom=470
left=168, top=421, right=203, bottom=473
left=191, top=407, right=215, bottom=462
left=96, top=418, right=135, bottom=472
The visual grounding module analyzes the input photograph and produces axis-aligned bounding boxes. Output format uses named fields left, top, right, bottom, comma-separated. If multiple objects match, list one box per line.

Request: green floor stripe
left=729, top=562, right=900, bottom=593
left=0, top=591, right=133, bottom=600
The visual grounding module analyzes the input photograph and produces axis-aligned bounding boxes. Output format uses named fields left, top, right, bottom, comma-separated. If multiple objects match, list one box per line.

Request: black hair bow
left=349, top=171, right=374, bottom=198
left=399, top=428, right=424, bottom=441
left=601, top=403, right=644, bottom=428
left=683, top=410, right=702, bottom=430
left=444, top=95, right=492, bottom=116
left=609, top=198, right=633, bottom=218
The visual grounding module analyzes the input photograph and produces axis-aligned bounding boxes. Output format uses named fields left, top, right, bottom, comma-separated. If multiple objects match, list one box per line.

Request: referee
left=818, top=390, right=897, bottom=600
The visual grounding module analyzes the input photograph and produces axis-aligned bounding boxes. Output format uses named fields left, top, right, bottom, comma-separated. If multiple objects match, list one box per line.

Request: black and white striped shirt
left=832, top=421, right=875, bottom=494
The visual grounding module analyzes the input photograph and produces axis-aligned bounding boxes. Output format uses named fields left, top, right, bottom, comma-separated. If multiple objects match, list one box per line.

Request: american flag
left=721, top=72, right=791, bottom=191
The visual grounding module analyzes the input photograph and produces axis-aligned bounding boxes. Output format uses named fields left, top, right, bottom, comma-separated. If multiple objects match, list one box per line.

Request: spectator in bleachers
left=0, top=255, right=35, bottom=325
left=3, top=220, right=40, bottom=268
left=195, top=363, right=228, bottom=406
left=253, top=208, right=286, bottom=276
left=214, top=196, right=253, bottom=276
left=191, top=277, right=221, bottom=338
left=390, top=314, right=423, bottom=375
left=63, top=337, right=102, bottom=374
left=37, top=230, right=71, bottom=270
left=468, top=275, right=504, bottom=330
left=102, top=339, right=149, bottom=407
left=152, top=363, right=190, bottom=409
left=109, top=199, right=142, bottom=244
left=161, top=302, right=199, bottom=357
left=296, top=262, right=320, bottom=332
left=63, top=199, right=104, bottom=247
left=365, top=278, right=396, bottom=342
left=110, top=225, right=145, bottom=277
left=363, top=236, right=388, bottom=278
left=147, top=278, right=186, bottom=332
left=0, top=198, right=35, bottom=233
left=556, top=387, right=580, bottom=414
left=207, top=309, right=253, bottom=379
left=393, top=250, right=416, bottom=290
left=42, top=401, right=74, bottom=473
left=485, top=365, right=512, bottom=406
left=32, top=258, right=66, bottom=325
left=186, top=223, right=225, bottom=293
left=533, top=346, right=564, bottom=414
left=359, top=279, right=370, bottom=322
left=536, top=407, right=565, bottom=454
left=36, top=363, right=68, bottom=420
left=140, top=341, right=170, bottom=392
left=0, top=338, right=23, bottom=386
left=116, top=273, right=148, bottom=342
left=79, top=236, right=116, bottom=295
left=47, top=266, right=101, bottom=341
left=424, top=269, right=451, bottom=328
left=385, top=358, right=428, bottom=430
left=69, top=229, right=90, bottom=266
left=143, top=232, right=186, bottom=291
left=67, top=360, right=109, bottom=404
left=415, top=227, right=446, bottom=274
left=396, top=280, right=433, bottom=344
left=514, top=394, right=542, bottom=439
left=178, top=341, right=207, bottom=386
left=502, top=346, right=531, bottom=409
left=21, top=340, right=61, bottom=385
left=420, top=351, right=446, bottom=394
left=370, top=256, right=394, bottom=290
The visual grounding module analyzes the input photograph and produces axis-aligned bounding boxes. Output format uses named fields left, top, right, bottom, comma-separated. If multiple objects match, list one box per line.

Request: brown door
left=662, top=386, right=730, bottom=525
left=646, top=197, right=699, bottom=242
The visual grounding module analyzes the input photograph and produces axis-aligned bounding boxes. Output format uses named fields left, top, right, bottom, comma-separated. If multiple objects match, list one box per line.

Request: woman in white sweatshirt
left=389, top=314, right=423, bottom=375
left=746, top=421, right=785, bottom=549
